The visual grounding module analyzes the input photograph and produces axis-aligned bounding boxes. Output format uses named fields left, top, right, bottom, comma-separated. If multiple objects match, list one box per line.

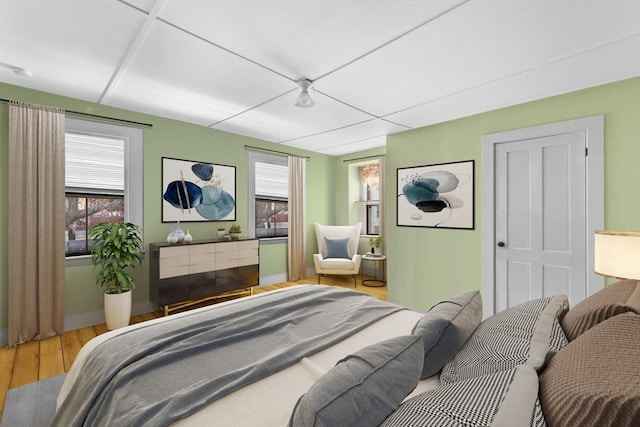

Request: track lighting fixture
left=295, top=79, right=315, bottom=108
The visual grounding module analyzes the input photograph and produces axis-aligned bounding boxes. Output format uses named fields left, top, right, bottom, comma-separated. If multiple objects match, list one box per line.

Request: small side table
left=361, top=253, right=387, bottom=287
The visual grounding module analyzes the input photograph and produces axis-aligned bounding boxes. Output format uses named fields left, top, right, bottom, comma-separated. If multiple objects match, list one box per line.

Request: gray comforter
left=52, top=285, right=404, bottom=427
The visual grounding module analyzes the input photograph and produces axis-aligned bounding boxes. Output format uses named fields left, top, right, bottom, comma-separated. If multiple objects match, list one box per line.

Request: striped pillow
left=382, top=365, right=545, bottom=427
left=440, top=295, right=568, bottom=385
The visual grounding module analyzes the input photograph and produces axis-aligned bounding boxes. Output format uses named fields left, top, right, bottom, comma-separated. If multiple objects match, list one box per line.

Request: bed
left=53, top=282, right=640, bottom=427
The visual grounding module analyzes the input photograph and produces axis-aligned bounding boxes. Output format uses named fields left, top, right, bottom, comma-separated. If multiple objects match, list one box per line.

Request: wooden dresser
left=149, top=238, right=259, bottom=315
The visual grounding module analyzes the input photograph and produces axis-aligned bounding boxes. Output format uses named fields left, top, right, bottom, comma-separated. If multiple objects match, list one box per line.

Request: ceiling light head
left=0, top=62, right=32, bottom=77
left=295, top=78, right=315, bottom=108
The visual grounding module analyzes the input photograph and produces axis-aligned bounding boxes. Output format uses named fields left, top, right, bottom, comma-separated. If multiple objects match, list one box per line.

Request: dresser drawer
left=189, top=243, right=218, bottom=256
left=160, top=264, right=190, bottom=279
left=159, top=246, right=189, bottom=258
left=237, top=240, right=259, bottom=250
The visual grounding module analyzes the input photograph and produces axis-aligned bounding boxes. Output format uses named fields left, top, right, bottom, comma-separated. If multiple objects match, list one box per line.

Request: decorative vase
left=168, top=222, right=185, bottom=243
left=184, top=229, right=192, bottom=243
left=104, top=289, right=132, bottom=330
left=217, top=230, right=226, bottom=238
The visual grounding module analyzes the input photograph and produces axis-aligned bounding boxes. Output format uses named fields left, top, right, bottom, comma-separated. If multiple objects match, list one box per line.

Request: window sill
left=66, top=250, right=146, bottom=267
left=259, top=237, right=288, bottom=245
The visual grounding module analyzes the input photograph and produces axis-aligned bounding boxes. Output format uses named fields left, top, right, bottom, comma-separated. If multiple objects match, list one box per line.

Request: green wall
left=3, top=76, right=639, bottom=331
left=0, top=82, right=335, bottom=329
left=383, top=77, right=640, bottom=310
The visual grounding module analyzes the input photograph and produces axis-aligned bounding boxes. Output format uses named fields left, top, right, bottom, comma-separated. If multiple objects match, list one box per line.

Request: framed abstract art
left=162, top=157, right=236, bottom=222
left=397, top=160, right=474, bottom=229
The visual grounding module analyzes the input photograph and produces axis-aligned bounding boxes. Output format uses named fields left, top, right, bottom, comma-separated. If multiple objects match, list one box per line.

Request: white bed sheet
left=58, top=286, right=440, bottom=426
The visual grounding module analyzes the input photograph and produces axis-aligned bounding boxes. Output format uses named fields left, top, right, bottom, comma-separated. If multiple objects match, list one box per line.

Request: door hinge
left=585, top=147, right=588, bottom=156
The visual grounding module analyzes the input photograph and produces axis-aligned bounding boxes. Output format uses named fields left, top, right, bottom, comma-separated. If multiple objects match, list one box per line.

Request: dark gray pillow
left=289, top=335, right=424, bottom=427
left=324, top=237, right=350, bottom=259
left=412, top=290, right=482, bottom=378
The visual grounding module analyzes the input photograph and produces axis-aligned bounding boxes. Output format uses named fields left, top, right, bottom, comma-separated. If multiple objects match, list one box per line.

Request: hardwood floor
left=0, top=275, right=385, bottom=419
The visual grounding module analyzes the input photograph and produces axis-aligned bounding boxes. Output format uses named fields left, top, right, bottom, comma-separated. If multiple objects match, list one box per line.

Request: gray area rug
left=1, top=373, right=66, bottom=427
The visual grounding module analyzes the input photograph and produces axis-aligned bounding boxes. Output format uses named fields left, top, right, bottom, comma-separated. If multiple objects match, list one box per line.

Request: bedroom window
left=360, top=161, right=380, bottom=235
left=64, top=118, right=143, bottom=261
left=248, top=151, right=288, bottom=240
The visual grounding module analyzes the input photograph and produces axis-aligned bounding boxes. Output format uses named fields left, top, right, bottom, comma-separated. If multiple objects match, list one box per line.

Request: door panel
left=495, top=131, right=586, bottom=312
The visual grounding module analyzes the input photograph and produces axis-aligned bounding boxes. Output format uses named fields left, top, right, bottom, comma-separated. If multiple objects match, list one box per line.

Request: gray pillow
left=324, top=237, right=350, bottom=259
left=289, top=335, right=424, bottom=427
left=411, top=290, right=482, bottom=378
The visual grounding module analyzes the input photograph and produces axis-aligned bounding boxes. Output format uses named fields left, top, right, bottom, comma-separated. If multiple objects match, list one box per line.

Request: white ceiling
left=1, top=0, right=639, bottom=156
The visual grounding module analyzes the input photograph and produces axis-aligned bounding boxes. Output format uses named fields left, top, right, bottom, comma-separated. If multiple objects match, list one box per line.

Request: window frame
left=248, top=151, right=288, bottom=244
left=65, top=118, right=144, bottom=266
left=359, top=161, right=381, bottom=237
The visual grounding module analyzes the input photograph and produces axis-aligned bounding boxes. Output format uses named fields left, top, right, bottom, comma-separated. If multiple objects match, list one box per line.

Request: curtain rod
left=342, top=154, right=386, bottom=163
left=244, top=145, right=310, bottom=160
left=0, top=98, right=153, bottom=128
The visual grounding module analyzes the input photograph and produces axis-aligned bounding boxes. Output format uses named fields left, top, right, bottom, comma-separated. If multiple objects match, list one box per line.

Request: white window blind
left=255, top=161, right=288, bottom=199
left=65, top=132, right=125, bottom=193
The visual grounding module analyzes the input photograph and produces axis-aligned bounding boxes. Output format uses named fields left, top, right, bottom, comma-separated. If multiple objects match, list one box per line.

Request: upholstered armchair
left=313, top=223, right=362, bottom=285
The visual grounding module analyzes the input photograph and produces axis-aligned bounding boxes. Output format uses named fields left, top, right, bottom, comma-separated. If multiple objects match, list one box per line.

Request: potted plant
left=229, top=224, right=242, bottom=239
left=88, top=222, right=143, bottom=330
left=217, top=226, right=226, bottom=239
left=368, top=236, right=383, bottom=255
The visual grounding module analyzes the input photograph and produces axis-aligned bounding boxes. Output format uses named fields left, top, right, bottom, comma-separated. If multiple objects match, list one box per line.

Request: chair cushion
left=315, top=223, right=361, bottom=258
left=324, top=237, right=351, bottom=259
left=317, top=258, right=356, bottom=270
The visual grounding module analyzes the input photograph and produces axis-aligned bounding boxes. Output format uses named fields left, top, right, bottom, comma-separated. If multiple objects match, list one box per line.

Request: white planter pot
left=104, top=290, right=132, bottom=330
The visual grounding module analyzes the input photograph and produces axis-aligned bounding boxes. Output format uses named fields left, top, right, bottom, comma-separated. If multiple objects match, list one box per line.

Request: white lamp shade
left=594, top=230, right=640, bottom=280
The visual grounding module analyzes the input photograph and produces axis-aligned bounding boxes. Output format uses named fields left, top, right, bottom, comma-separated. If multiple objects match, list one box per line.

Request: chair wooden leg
left=353, top=274, right=357, bottom=287
left=317, top=274, right=321, bottom=284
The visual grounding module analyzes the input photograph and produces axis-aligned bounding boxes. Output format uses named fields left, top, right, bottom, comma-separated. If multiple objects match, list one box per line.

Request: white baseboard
left=258, top=272, right=288, bottom=286
left=0, top=300, right=156, bottom=346
left=64, top=299, right=156, bottom=331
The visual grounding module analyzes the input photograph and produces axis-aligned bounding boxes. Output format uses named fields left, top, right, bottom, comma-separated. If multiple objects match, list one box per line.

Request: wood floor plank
left=77, top=325, right=98, bottom=347
left=0, top=346, right=17, bottom=419
left=93, top=323, right=109, bottom=336
left=39, top=336, right=64, bottom=380
left=60, top=330, right=84, bottom=372
left=9, top=341, right=39, bottom=388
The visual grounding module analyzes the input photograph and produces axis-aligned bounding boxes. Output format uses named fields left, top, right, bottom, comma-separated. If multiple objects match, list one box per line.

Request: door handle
left=497, top=242, right=505, bottom=247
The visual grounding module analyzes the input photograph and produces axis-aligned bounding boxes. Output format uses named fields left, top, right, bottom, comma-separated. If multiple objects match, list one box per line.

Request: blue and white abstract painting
left=397, top=160, right=474, bottom=229
left=162, top=157, right=236, bottom=222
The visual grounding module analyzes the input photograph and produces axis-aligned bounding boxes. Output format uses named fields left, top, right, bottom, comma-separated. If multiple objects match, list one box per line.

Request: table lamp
left=594, top=230, right=640, bottom=280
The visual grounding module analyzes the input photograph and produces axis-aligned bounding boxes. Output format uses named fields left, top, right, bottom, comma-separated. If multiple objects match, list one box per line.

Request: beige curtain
left=8, top=102, right=66, bottom=346
left=287, top=155, right=306, bottom=280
